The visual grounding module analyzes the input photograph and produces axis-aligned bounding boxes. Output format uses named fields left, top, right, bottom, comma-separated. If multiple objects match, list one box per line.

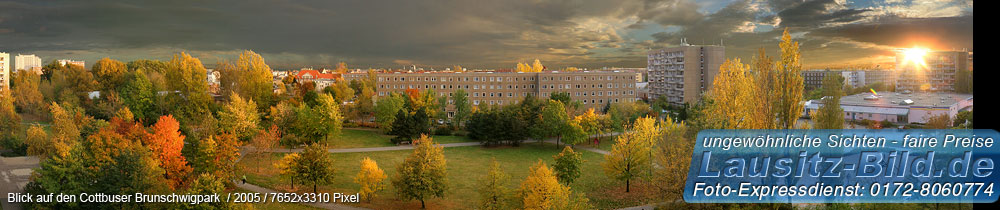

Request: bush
left=0, top=136, right=27, bottom=157
left=434, top=126, right=453, bottom=136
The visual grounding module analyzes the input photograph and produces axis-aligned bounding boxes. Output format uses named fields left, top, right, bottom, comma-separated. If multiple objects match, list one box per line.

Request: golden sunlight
left=901, top=47, right=929, bottom=68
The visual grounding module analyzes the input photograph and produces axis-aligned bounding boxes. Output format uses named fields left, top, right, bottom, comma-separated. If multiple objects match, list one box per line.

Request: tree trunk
left=420, top=199, right=426, bottom=209
left=626, top=178, right=631, bottom=192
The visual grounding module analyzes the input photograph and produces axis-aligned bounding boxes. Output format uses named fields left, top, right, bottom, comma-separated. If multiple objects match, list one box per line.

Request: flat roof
left=837, top=91, right=972, bottom=108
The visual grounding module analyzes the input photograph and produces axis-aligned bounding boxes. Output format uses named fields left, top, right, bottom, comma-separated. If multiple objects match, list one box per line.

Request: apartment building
left=375, top=70, right=638, bottom=116
left=646, top=43, right=724, bottom=106
left=15, top=54, right=42, bottom=73
left=802, top=69, right=897, bottom=90
left=0, top=52, right=8, bottom=90
left=895, top=50, right=969, bottom=92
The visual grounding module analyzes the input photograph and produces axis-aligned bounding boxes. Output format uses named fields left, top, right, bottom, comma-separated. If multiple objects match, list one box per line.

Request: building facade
left=14, top=54, right=42, bottom=72
left=802, top=69, right=896, bottom=90
left=803, top=91, right=972, bottom=125
left=895, top=50, right=969, bottom=92
left=0, top=52, right=8, bottom=90
left=375, top=70, right=638, bottom=116
left=646, top=44, right=724, bottom=106
left=58, top=59, right=85, bottom=68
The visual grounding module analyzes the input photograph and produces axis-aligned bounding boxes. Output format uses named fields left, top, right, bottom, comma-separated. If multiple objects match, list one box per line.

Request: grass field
left=325, top=128, right=476, bottom=149
left=239, top=141, right=656, bottom=209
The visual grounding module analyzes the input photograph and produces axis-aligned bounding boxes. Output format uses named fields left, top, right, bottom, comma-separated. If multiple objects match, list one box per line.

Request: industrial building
left=803, top=91, right=972, bottom=124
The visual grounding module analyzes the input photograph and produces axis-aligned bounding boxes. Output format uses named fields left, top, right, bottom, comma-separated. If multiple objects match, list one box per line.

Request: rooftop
left=835, top=91, right=972, bottom=108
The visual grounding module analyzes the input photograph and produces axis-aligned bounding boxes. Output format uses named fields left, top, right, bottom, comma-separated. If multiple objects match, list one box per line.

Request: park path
left=0, top=156, right=41, bottom=210
left=264, top=132, right=621, bottom=154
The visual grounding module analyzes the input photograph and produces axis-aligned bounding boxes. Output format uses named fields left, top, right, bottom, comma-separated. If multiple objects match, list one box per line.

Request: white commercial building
left=14, top=54, right=42, bottom=72
left=803, top=91, right=972, bottom=124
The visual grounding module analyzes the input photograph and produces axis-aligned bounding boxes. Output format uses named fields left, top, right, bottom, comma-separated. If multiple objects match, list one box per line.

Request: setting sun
left=901, top=47, right=929, bottom=68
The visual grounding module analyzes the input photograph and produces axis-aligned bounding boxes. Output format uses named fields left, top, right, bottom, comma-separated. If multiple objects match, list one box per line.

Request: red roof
left=296, top=70, right=340, bottom=80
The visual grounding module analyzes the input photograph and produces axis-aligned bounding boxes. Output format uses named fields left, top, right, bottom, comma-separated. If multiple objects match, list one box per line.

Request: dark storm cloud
left=0, top=0, right=975, bottom=69
left=774, top=0, right=871, bottom=28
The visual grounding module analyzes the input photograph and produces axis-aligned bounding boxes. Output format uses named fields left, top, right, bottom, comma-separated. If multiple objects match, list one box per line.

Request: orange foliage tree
left=147, top=115, right=193, bottom=189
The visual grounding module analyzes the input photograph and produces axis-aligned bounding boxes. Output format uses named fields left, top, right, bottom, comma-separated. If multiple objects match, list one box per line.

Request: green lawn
left=240, top=141, right=650, bottom=209
left=325, top=128, right=476, bottom=149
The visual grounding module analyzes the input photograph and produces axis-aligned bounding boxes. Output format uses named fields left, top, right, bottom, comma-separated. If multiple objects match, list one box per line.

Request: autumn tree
left=392, top=135, right=448, bottom=208
left=926, top=114, right=951, bottom=129
left=574, top=108, right=609, bottom=143
left=355, top=157, right=387, bottom=201
left=518, top=160, right=590, bottom=210
left=219, top=93, right=261, bottom=140
left=164, top=52, right=213, bottom=122
left=328, top=78, right=355, bottom=103
left=774, top=28, right=805, bottom=129
left=25, top=124, right=50, bottom=157
left=652, top=117, right=690, bottom=201
left=703, top=58, right=766, bottom=129
left=336, top=62, right=349, bottom=74
left=10, top=70, right=46, bottom=114
left=185, top=173, right=233, bottom=209
left=603, top=117, right=659, bottom=192
left=234, top=50, right=276, bottom=108
left=194, top=133, right=241, bottom=180
left=146, top=115, right=193, bottom=189
left=552, top=146, right=583, bottom=185
left=275, top=153, right=301, bottom=188
left=295, top=143, right=336, bottom=193
left=814, top=73, right=845, bottom=129
left=250, top=124, right=281, bottom=172
left=478, top=159, right=510, bottom=210
left=91, top=58, right=129, bottom=92
left=0, top=90, right=20, bottom=141
left=314, top=93, right=344, bottom=141
left=452, top=65, right=464, bottom=72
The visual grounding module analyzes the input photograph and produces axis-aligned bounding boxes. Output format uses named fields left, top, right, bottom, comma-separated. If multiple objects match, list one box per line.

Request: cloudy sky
left=0, top=0, right=973, bottom=70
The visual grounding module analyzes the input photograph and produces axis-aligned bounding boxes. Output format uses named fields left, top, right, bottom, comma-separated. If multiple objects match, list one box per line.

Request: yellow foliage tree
left=775, top=28, right=805, bottom=129
left=602, top=117, right=658, bottom=192
left=355, top=157, right=387, bottom=202
left=518, top=160, right=590, bottom=210
left=652, top=117, right=690, bottom=201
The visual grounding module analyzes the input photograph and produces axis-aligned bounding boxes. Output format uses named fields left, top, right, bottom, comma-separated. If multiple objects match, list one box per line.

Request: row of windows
left=467, top=98, right=637, bottom=106
left=377, top=75, right=634, bottom=82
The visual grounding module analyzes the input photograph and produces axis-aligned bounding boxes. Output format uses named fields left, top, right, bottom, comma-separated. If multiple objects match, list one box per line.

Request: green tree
left=450, top=89, right=471, bottom=127
left=392, top=135, right=448, bottom=208
left=478, top=159, right=510, bottom=210
left=814, top=73, right=845, bottom=129
left=540, top=99, right=570, bottom=147
left=375, top=92, right=406, bottom=132
left=552, top=146, right=583, bottom=185
left=295, top=143, right=336, bottom=193
left=119, top=70, right=157, bottom=122
left=954, top=110, right=972, bottom=128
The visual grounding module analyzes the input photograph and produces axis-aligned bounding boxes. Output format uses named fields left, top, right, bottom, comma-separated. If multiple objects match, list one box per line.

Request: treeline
left=0, top=50, right=369, bottom=209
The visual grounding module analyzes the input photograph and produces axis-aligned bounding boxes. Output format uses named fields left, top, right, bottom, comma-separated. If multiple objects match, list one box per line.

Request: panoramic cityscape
left=0, top=0, right=975, bottom=210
